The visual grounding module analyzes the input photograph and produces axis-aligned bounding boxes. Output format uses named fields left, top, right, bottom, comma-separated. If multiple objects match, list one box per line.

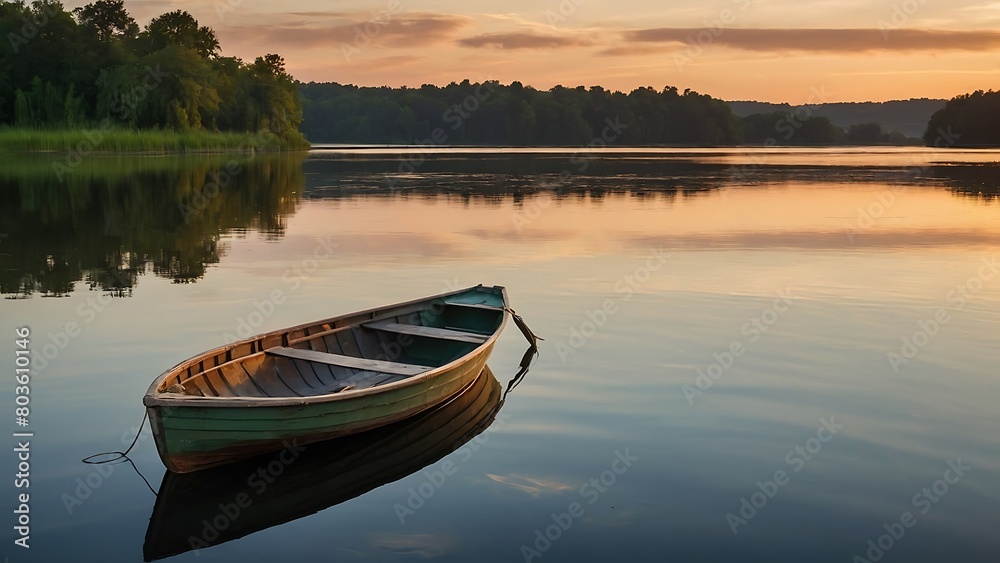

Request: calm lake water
left=1, top=147, right=999, bottom=562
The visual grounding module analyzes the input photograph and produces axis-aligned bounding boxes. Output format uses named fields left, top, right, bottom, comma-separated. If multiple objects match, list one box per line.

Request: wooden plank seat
left=308, top=371, right=409, bottom=395
left=363, top=320, right=490, bottom=344
left=444, top=301, right=504, bottom=311
left=265, top=347, right=431, bottom=376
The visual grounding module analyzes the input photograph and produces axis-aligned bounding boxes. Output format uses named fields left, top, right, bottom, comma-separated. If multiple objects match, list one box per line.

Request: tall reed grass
left=0, top=127, right=310, bottom=153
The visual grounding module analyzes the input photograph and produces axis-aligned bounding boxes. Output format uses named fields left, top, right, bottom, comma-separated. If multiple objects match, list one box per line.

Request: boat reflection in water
left=143, top=363, right=511, bottom=561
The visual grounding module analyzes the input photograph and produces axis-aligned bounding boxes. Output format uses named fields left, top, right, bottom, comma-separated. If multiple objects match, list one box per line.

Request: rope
left=82, top=410, right=148, bottom=465
left=81, top=410, right=157, bottom=495
left=119, top=456, right=157, bottom=496
left=502, top=344, right=538, bottom=401
left=505, top=307, right=543, bottom=348
left=498, top=308, right=541, bottom=401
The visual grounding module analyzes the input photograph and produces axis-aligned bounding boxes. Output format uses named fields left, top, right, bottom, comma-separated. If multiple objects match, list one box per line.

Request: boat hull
left=147, top=342, right=494, bottom=473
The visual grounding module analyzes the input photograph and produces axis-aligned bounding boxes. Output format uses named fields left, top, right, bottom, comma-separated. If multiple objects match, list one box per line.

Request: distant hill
left=727, top=99, right=946, bottom=139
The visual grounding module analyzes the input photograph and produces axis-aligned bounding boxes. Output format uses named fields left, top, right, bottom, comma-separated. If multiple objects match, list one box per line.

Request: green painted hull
left=144, top=285, right=509, bottom=473
left=148, top=342, right=494, bottom=471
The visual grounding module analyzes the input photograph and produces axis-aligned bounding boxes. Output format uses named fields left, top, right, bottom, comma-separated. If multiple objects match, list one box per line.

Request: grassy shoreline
left=0, top=128, right=310, bottom=153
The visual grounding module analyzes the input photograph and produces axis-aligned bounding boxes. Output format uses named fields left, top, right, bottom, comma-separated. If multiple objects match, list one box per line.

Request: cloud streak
left=227, top=13, right=471, bottom=50
left=618, top=28, right=1000, bottom=53
left=458, top=31, right=593, bottom=49
left=484, top=473, right=575, bottom=496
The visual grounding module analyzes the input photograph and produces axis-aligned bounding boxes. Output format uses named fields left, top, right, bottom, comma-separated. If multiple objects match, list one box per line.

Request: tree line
left=0, top=0, right=303, bottom=140
left=299, top=81, right=926, bottom=146
left=300, top=82, right=744, bottom=146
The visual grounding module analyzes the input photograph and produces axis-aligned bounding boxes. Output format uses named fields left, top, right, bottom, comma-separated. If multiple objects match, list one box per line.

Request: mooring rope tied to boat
left=505, top=307, right=543, bottom=348
left=82, top=410, right=148, bottom=465
left=502, top=344, right=537, bottom=401
left=81, top=410, right=157, bottom=494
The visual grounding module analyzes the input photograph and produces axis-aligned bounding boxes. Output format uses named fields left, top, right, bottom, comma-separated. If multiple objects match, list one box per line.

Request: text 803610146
left=15, top=327, right=30, bottom=427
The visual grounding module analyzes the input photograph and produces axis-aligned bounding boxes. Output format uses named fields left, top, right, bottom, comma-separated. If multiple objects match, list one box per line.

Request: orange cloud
left=599, top=44, right=667, bottom=57
left=457, top=31, right=594, bottom=49
left=227, top=13, right=472, bottom=50
left=620, top=28, right=1000, bottom=53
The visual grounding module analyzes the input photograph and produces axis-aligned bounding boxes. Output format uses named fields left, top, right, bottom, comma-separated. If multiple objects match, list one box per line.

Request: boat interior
left=159, top=293, right=505, bottom=399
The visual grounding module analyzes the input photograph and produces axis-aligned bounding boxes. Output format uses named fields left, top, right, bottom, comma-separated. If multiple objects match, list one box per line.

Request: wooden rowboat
left=143, top=284, right=519, bottom=473
left=143, top=365, right=504, bottom=560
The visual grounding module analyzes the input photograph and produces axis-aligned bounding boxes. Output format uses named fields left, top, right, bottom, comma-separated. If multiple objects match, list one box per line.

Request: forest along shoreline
left=0, top=1, right=307, bottom=153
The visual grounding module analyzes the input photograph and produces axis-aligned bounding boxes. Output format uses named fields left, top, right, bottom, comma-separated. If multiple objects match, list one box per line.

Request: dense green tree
left=139, top=9, right=218, bottom=58
left=243, top=54, right=302, bottom=135
left=73, top=0, right=137, bottom=41
left=1, top=1, right=82, bottom=122
left=13, top=76, right=85, bottom=126
left=0, top=0, right=302, bottom=140
left=924, top=90, right=1000, bottom=146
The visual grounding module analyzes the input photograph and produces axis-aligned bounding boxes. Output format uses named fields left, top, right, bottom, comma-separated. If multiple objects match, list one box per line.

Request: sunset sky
left=77, top=0, right=1000, bottom=103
